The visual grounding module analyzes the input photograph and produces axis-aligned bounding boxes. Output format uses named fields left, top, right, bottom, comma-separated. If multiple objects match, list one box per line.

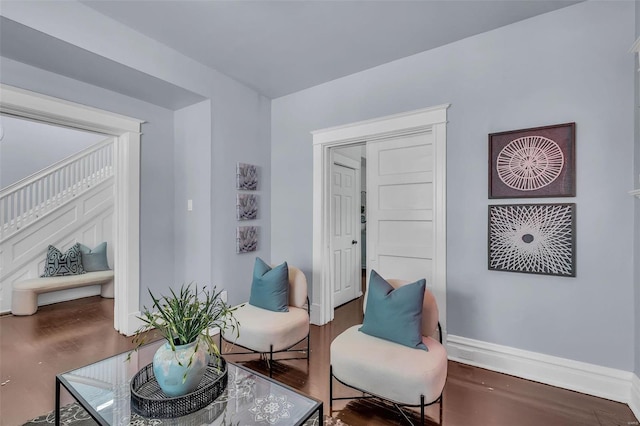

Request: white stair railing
left=0, top=137, right=114, bottom=240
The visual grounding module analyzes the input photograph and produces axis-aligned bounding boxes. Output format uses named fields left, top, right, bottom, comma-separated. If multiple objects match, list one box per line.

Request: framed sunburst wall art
left=489, top=123, right=575, bottom=198
left=488, top=203, right=576, bottom=277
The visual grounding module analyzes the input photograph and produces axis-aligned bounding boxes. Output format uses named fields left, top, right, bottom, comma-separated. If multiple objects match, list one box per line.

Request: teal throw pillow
left=41, top=243, right=86, bottom=277
left=249, top=258, right=289, bottom=312
left=359, top=270, right=428, bottom=351
left=79, top=242, right=110, bottom=272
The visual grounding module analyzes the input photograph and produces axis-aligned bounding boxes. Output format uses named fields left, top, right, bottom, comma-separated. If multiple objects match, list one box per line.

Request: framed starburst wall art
left=489, top=123, right=575, bottom=198
left=488, top=203, right=576, bottom=277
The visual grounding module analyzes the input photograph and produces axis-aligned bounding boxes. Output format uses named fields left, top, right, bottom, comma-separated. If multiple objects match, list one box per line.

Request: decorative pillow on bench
left=79, top=242, right=110, bottom=272
left=41, top=243, right=86, bottom=277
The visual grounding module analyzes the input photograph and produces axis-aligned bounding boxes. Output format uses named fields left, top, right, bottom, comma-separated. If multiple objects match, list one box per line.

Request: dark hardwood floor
left=0, top=296, right=637, bottom=426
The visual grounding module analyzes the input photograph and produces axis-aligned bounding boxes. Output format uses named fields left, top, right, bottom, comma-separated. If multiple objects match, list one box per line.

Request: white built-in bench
left=11, top=270, right=115, bottom=316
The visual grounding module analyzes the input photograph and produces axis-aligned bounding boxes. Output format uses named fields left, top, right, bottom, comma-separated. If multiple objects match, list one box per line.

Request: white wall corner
left=631, top=374, right=640, bottom=422
left=447, top=335, right=633, bottom=404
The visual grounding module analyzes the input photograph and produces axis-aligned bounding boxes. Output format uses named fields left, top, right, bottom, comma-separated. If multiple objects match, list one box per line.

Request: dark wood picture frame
left=488, top=203, right=576, bottom=277
left=489, top=122, right=575, bottom=198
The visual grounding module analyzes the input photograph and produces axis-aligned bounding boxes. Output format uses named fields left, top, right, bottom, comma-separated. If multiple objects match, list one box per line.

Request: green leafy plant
left=128, top=283, right=239, bottom=368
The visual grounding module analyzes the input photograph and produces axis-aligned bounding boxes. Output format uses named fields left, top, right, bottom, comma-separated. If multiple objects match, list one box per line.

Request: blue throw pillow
left=249, top=258, right=289, bottom=312
left=79, top=242, right=110, bottom=272
left=359, top=270, right=428, bottom=351
left=41, top=243, right=86, bottom=277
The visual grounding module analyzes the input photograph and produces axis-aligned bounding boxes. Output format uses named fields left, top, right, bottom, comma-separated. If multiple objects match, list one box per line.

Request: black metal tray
left=130, top=357, right=228, bottom=418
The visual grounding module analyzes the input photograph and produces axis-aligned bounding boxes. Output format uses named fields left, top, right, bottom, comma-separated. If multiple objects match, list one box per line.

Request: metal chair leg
left=269, top=344, right=273, bottom=378
left=329, top=365, right=334, bottom=415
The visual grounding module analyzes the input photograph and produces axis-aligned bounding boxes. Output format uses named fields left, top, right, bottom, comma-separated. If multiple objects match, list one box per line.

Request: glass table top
left=57, top=341, right=321, bottom=425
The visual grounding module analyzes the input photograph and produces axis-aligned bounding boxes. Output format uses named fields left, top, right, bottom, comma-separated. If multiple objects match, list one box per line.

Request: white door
left=366, top=132, right=435, bottom=291
left=331, top=161, right=360, bottom=307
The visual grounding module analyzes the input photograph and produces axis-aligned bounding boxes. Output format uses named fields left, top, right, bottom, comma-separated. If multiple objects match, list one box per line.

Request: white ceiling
left=81, top=0, right=581, bottom=99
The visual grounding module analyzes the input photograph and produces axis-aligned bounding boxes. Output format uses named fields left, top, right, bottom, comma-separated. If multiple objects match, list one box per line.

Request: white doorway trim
left=311, top=104, right=449, bottom=333
left=0, top=84, right=144, bottom=336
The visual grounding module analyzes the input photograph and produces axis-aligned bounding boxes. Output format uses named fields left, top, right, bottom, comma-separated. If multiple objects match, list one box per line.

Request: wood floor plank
left=0, top=296, right=637, bottom=425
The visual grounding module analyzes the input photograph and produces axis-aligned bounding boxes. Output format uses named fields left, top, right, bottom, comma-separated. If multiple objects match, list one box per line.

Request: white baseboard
left=310, top=303, right=322, bottom=325
left=122, top=310, right=143, bottom=336
left=631, top=373, right=640, bottom=422
left=447, top=335, right=633, bottom=404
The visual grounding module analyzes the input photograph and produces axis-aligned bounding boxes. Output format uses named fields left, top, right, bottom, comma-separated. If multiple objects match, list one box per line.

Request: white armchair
left=330, top=276, right=447, bottom=425
left=220, top=264, right=310, bottom=377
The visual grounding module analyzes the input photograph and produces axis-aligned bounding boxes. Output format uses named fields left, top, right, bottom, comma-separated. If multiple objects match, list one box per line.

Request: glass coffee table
left=55, top=340, right=322, bottom=425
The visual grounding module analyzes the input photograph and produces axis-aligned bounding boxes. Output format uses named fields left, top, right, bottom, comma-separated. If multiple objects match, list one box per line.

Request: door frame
left=331, top=152, right=363, bottom=307
left=311, top=104, right=449, bottom=334
left=0, top=84, right=144, bottom=336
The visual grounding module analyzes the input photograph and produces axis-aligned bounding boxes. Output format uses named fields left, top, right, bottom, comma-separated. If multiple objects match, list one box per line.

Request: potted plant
left=129, top=283, right=239, bottom=397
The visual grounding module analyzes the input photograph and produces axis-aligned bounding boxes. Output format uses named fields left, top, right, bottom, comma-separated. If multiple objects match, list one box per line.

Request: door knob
left=352, top=240, right=358, bottom=245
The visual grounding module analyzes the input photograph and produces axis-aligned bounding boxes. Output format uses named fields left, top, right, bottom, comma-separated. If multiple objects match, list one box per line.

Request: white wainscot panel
left=38, top=285, right=102, bottom=307
left=82, top=184, right=114, bottom=215
left=101, top=212, right=114, bottom=267
left=12, top=207, right=78, bottom=265
left=0, top=182, right=114, bottom=313
left=1, top=268, right=31, bottom=312
left=82, top=224, right=98, bottom=247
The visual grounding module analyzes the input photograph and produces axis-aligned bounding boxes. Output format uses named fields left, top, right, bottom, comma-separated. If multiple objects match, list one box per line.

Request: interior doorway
left=0, top=114, right=114, bottom=313
left=311, top=105, right=449, bottom=336
left=331, top=144, right=366, bottom=308
left=0, top=84, right=143, bottom=335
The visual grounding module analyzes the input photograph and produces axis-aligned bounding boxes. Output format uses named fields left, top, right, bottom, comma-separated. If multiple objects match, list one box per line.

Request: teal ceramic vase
left=153, top=340, right=210, bottom=397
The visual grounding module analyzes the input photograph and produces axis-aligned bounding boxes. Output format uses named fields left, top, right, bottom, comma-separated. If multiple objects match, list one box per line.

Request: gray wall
left=0, top=115, right=106, bottom=188
left=174, top=100, right=212, bottom=286
left=0, top=57, right=176, bottom=309
left=272, top=1, right=636, bottom=370
left=172, top=87, right=272, bottom=307
left=209, top=79, right=272, bottom=306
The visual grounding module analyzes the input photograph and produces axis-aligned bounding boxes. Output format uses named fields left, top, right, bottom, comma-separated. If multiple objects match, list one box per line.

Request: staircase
left=0, top=138, right=116, bottom=313
left=1, top=137, right=114, bottom=241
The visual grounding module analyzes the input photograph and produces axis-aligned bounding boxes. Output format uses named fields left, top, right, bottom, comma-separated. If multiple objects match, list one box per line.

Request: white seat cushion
left=331, top=325, right=447, bottom=405
left=223, top=303, right=309, bottom=353
left=11, top=271, right=115, bottom=315
left=13, top=270, right=114, bottom=292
